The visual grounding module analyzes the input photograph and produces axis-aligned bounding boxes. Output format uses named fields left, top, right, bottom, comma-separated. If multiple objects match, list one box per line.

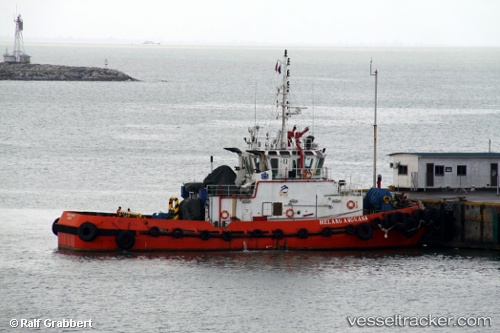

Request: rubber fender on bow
left=370, top=217, right=382, bottom=230
left=116, top=230, right=135, bottom=250
left=383, top=214, right=395, bottom=229
left=52, top=218, right=60, bottom=236
left=403, top=216, right=419, bottom=238
left=77, top=222, right=98, bottom=242
left=356, top=222, right=373, bottom=241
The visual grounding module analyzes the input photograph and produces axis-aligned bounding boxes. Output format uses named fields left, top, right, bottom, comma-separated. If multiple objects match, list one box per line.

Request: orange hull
left=53, top=206, right=431, bottom=252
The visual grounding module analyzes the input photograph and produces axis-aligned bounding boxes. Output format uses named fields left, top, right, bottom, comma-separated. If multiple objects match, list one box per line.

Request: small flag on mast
left=275, top=61, right=281, bottom=74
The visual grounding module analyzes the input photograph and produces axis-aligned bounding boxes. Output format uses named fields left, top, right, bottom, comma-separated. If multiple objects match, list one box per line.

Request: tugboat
left=52, top=50, right=439, bottom=252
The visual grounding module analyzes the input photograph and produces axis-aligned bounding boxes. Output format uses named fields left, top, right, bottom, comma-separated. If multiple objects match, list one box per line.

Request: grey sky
left=1, top=0, right=499, bottom=46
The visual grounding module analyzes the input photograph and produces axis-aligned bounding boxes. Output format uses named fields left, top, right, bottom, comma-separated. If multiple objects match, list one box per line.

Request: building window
left=457, top=165, right=467, bottom=176
left=398, top=165, right=408, bottom=175
left=435, top=165, right=444, bottom=176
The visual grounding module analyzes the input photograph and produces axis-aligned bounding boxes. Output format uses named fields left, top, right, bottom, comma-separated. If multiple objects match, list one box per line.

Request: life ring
left=356, top=222, right=373, bottom=241
left=303, top=169, right=312, bottom=179
left=346, top=200, right=356, bottom=210
left=222, top=231, right=232, bottom=241
left=273, top=229, right=285, bottom=239
left=149, top=226, right=160, bottom=237
left=285, top=208, right=294, bottom=218
left=297, top=228, right=309, bottom=239
left=116, top=230, right=135, bottom=250
left=220, top=210, right=230, bottom=219
left=77, top=222, right=98, bottom=242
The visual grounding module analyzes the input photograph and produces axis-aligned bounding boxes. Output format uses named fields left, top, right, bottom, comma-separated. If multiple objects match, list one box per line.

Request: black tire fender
left=251, top=229, right=264, bottom=237
left=370, top=217, right=382, bottom=230
left=200, top=230, right=211, bottom=241
left=149, top=226, right=160, bottom=237
left=297, top=228, right=309, bottom=239
left=273, top=229, right=285, bottom=239
left=345, top=224, right=356, bottom=235
left=222, top=231, right=232, bottom=241
left=77, top=222, right=98, bottom=242
left=116, top=230, right=135, bottom=250
left=356, top=222, right=373, bottom=241
left=52, top=218, right=60, bottom=236
left=172, top=228, right=183, bottom=238
left=321, top=227, right=332, bottom=237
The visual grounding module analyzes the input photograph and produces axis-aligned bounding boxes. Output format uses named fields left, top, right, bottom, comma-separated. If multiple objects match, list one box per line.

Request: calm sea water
left=0, top=45, right=499, bottom=332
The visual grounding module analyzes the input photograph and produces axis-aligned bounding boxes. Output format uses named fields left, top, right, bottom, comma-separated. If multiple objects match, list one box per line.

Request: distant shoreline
left=0, top=62, right=137, bottom=81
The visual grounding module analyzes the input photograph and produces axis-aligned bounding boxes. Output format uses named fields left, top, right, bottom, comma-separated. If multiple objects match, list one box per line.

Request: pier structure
left=410, top=191, right=500, bottom=250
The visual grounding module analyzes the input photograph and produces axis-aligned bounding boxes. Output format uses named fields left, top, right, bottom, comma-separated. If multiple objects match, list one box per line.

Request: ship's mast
left=370, top=58, right=378, bottom=188
left=279, top=49, right=290, bottom=148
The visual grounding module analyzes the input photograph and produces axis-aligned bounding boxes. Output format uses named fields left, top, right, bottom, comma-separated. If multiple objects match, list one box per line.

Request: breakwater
left=0, top=62, right=136, bottom=81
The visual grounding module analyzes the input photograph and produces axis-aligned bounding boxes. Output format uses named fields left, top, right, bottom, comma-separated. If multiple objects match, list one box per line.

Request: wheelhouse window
left=270, top=158, right=279, bottom=178
left=315, top=157, right=325, bottom=175
left=457, top=165, right=467, bottom=176
left=435, top=165, right=444, bottom=176
left=398, top=165, right=408, bottom=175
left=305, top=157, right=314, bottom=169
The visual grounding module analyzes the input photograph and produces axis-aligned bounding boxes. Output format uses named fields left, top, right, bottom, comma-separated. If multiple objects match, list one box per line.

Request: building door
left=492, top=163, right=498, bottom=187
left=426, top=163, right=434, bottom=187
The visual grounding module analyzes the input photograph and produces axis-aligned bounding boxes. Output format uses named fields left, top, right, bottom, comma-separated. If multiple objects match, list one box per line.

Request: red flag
left=275, top=62, right=281, bottom=74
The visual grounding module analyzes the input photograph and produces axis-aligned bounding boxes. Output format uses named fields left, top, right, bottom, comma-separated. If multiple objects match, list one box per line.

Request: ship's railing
left=206, top=184, right=254, bottom=197
left=266, top=166, right=330, bottom=180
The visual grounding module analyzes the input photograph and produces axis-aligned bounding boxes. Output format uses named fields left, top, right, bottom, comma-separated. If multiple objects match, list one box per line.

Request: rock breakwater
left=0, top=62, right=137, bottom=81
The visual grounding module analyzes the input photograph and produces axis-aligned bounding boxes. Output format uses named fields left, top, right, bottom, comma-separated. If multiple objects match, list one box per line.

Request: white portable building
left=389, top=152, right=500, bottom=191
